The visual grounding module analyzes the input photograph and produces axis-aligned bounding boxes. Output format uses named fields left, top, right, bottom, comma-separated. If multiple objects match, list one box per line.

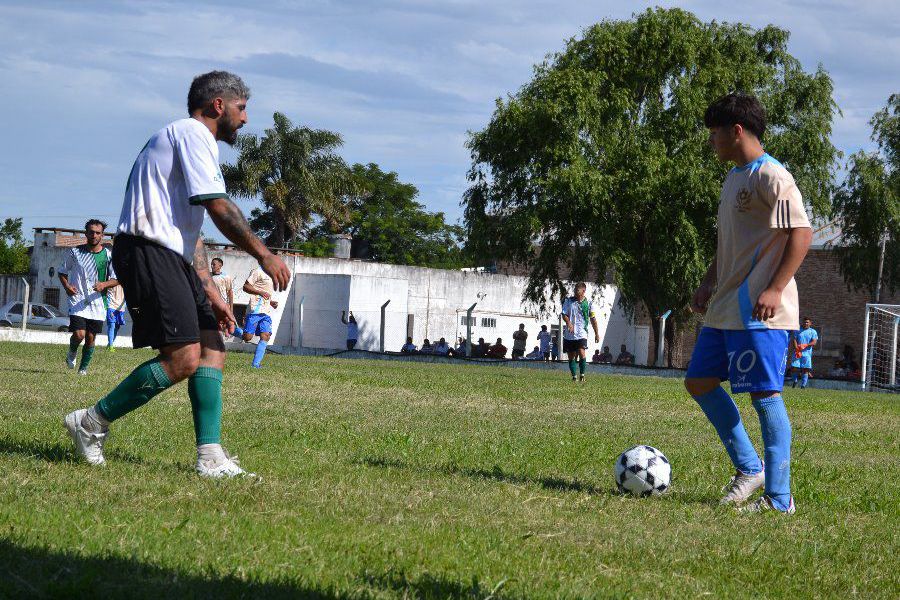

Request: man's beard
left=220, top=115, right=241, bottom=146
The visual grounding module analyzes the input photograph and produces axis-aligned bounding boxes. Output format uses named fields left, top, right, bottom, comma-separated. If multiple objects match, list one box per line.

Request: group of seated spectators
left=401, top=336, right=466, bottom=356
left=589, top=344, right=635, bottom=366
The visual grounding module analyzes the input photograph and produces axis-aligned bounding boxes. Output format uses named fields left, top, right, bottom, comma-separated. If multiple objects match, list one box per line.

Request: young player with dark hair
left=64, top=71, right=291, bottom=477
left=790, top=316, right=818, bottom=388
left=561, top=282, right=600, bottom=381
left=59, top=219, right=119, bottom=374
left=686, top=93, right=812, bottom=514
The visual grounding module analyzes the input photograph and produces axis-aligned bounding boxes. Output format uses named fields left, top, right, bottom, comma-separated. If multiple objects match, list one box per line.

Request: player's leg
left=106, top=310, right=118, bottom=350
left=685, top=328, right=764, bottom=504
left=800, top=356, right=812, bottom=388
left=252, top=316, right=273, bottom=368
left=565, top=344, right=578, bottom=381
left=578, top=345, right=587, bottom=381
left=729, top=330, right=794, bottom=514
left=790, top=365, right=799, bottom=387
left=67, top=318, right=85, bottom=368
left=78, top=327, right=98, bottom=374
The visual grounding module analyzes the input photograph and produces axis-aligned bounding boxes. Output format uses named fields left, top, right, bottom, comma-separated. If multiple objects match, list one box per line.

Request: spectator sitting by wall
left=615, top=344, right=634, bottom=366
left=420, top=338, right=434, bottom=354
left=472, top=337, right=489, bottom=358
left=449, top=337, right=467, bottom=357
left=525, top=346, right=543, bottom=360
left=434, top=337, right=450, bottom=356
left=549, top=336, right=559, bottom=361
left=487, top=338, right=507, bottom=359
left=511, top=323, right=528, bottom=359
left=400, top=337, right=417, bottom=353
left=598, top=346, right=613, bottom=364
left=591, top=349, right=602, bottom=364
left=828, top=360, right=848, bottom=379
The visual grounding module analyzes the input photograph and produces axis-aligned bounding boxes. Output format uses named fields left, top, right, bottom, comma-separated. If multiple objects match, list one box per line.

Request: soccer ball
left=614, top=445, right=671, bottom=497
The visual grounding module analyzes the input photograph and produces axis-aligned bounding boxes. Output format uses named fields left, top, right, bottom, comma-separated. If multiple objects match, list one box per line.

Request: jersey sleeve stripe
left=189, top=192, right=230, bottom=205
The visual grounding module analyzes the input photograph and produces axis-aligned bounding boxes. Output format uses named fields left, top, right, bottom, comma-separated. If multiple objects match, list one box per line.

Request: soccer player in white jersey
left=241, top=267, right=279, bottom=368
left=58, top=219, right=119, bottom=375
left=64, top=71, right=291, bottom=478
left=686, top=93, right=812, bottom=514
left=560, top=282, right=600, bottom=381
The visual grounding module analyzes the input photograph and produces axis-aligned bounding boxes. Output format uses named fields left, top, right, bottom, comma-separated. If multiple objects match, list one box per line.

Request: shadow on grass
left=358, top=456, right=608, bottom=496
left=0, top=367, right=62, bottom=376
left=0, top=437, right=146, bottom=466
left=362, top=567, right=520, bottom=599
left=0, top=540, right=518, bottom=600
left=0, top=539, right=340, bottom=599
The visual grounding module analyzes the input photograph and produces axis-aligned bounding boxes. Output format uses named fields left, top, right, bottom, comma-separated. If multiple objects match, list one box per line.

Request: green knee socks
left=568, top=357, right=577, bottom=377
left=189, top=367, right=223, bottom=445
left=579, top=356, right=586, bottom=376
left=96, top=357, right=173, bottom=421
left=79, top=345, right=95, bottom=371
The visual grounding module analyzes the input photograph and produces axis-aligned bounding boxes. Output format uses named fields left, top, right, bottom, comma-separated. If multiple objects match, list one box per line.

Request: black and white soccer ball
left=614, top=445, right=671, bottom=497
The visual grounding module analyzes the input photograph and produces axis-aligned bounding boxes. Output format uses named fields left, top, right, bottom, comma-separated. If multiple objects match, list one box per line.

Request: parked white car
left=0, top=301, right=70, bottom=331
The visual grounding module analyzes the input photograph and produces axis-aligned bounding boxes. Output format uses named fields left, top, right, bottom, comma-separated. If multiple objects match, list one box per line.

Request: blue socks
left=752, top=394, right=792, bottom=511
left=692, top=387, right=763, bottom=476
left=252, top=339, right=268, bottom=368
left=107, top=323, right=118, bottom=347
left=800, top=373, right=809, bottom=388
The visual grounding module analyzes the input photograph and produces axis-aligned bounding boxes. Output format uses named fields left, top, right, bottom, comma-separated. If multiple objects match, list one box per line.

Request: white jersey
left=561, top=296, right=595, bottom=341
left=59, top=245, right=117, bottom=321
left=118, top=118, right=228, bottom=262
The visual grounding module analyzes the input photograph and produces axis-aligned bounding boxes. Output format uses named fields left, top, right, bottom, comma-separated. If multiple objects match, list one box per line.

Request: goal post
left=862, top=304, right=900, bottom=393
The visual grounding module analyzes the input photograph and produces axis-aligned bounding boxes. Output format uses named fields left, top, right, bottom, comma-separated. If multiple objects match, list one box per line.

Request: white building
left=23, top=228, right=647, bottom=363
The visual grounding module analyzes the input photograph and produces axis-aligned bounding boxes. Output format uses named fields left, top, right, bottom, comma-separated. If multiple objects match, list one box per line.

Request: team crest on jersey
left=735, top=188, right=752, bottom=212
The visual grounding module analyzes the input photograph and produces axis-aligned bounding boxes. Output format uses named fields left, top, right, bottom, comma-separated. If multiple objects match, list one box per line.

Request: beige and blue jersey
left=704, top=154, right=810, bottom=331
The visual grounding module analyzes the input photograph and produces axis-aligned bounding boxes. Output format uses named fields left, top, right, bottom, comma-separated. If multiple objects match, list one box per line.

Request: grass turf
left=0, top=341, right=897, bottom=599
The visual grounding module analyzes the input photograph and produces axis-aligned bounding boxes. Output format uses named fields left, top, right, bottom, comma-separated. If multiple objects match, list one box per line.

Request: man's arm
left=203, top=197, right=291, bottom=290
left=590, top=316, right=600, bottom=343
left=753, top=227, right=812, bottom=321
left=93, top=279, right=119, bottom=293
left=243, top=280, right=270, bottom=299
left=691, top=255, right=718, bottom=314
left=58, top=273, right=77, bottom=297
left=227, top=285, right=234, bottom=313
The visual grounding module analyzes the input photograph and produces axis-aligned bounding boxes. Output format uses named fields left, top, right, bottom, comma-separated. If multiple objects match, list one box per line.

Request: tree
left=832, top=94, right=900, bottom=299
left=0, top=218, right=31, bottom=275
left=464, top=7, right=839, bottom=363
left=305, top=163, right=468, bottom=267
left=222, top=112, right=358, bottom=247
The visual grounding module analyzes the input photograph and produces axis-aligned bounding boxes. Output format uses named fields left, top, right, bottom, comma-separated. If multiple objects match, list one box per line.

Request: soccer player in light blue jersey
left=790, top=317, right=818, bottom=389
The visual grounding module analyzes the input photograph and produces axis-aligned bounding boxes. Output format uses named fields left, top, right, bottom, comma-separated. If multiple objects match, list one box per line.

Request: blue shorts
left=686, top=327, right=789, bottom=394
left=244, top=312, right=273, bottom=336
left=791, top=355, right=813, bottom=370
left=106, top=309, right=126, bottom=326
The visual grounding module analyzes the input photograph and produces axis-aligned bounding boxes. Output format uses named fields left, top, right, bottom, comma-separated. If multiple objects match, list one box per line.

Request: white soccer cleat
left=738, top=495, right=796, bottom=515
left=719, top=469, right=765, bottom=505
left=196, top=453, right=257, bottom=479
left=63, top=408, right=108, bottom=466
left=77, top=369, right=87, bottom=376
left=66, top=351, right=76, bottom=369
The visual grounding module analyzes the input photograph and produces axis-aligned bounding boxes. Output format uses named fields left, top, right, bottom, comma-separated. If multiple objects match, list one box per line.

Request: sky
left=0, top=0, right=897, bottom=242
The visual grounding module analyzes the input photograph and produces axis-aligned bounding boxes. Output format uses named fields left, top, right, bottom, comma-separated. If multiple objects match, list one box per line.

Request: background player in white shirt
left=241, top=267, right=279, bottom=367
left=64, top=71, right=291, bottom=478
left=58, top=219, right=119, bottom=374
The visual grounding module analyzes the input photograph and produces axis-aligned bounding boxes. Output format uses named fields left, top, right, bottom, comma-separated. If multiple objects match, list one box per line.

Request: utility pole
left=874, top=229, right=887, bottom=303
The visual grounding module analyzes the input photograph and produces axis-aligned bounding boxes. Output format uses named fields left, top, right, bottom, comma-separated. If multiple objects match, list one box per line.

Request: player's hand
left=260, top=253, right=291, bottom=291
left=64, top=285, right=78, bottom=297
left=270, top=300, right=279, bottom=309
left=595, top=333, right=600, bottom=343
left=208, top=291, right=236, bottom=334
left=691, top=283, right=714, bottom=314
left=753, top=287, right=781, bottom=321
left=567, top=323, right=574, bottom=334
left=92, top=282, right=106, bottom=293
left=261, top=291, right=271, bottom=300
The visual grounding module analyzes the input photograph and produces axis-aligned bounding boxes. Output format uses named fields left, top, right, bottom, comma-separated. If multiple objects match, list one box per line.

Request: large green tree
left=465, top=8, right=838, bottom=351
left=222, top=112, right=358, bottom=247
left=832, top=94, right=900, bottom=299
left=0, top=218, right=30, bottom=275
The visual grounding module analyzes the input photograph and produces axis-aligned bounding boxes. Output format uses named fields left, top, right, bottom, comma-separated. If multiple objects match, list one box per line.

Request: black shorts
left=112, top=234, right=217, bottom=349
left=563, top=338, right=588, bottom=353
left=69, top=315, right=103, bottom=334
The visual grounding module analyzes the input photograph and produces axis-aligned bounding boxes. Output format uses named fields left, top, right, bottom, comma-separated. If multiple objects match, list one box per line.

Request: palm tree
left=222, top=112, right=358, bottom=247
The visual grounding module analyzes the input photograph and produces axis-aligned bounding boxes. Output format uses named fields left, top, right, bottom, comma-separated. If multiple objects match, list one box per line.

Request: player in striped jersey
left=241, top=267, right=278, bottom=368
left=58, top=219, right=119, bottom=374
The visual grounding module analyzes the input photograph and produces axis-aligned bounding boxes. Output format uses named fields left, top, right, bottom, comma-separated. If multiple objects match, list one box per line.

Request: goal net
left=863, top=304, right=900, bottom=393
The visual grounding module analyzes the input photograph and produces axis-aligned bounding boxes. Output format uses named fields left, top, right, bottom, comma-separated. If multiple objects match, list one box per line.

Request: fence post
left=890, top=316, right=899, bottom=387
left=861, top=304, right=870, bottom=391
left=297, top=296, right=305, bottom=349
left=557, top=315, right=564, bottom=362
left=656, top=309, right=672, bottom=367
left=466, top=302, right=477, bottom=357
left=20, top=277, right=29, bottom=332
left=380, top=299, right=391, bottom=353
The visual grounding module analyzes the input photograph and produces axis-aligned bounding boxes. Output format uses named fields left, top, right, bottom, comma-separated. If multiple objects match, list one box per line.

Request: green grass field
left=0, top=341, right=897, bottom=599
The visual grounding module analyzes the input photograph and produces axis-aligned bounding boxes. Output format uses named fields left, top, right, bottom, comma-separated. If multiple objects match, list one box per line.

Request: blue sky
left=1, top=0, right=897, bottom=242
